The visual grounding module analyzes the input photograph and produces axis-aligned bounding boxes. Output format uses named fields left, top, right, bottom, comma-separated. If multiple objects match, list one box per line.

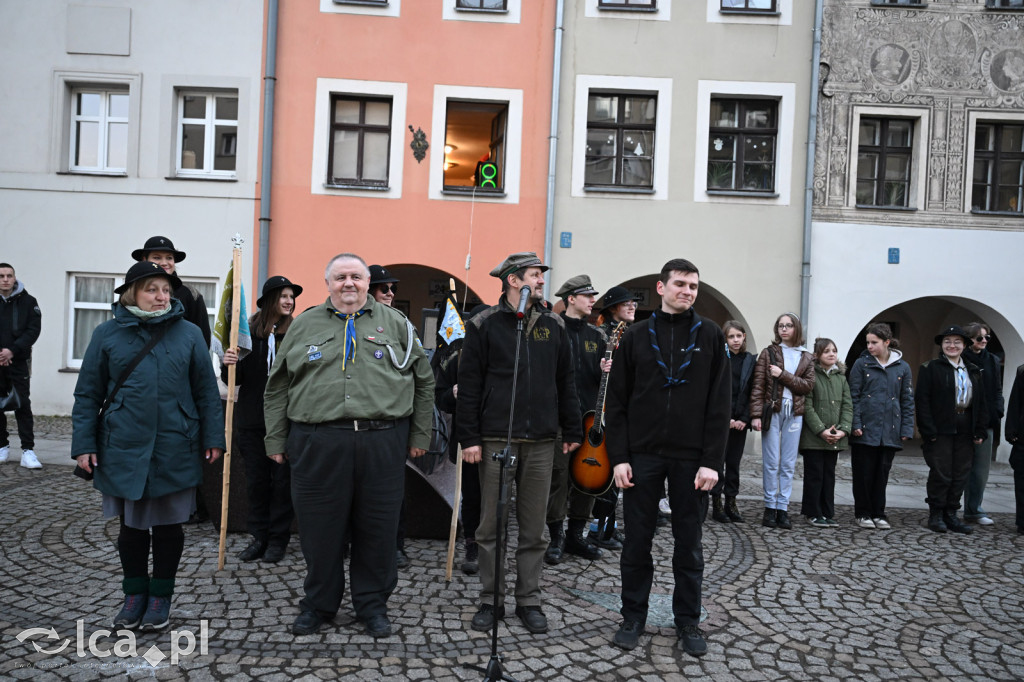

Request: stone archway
left=377, top=263, right=485, bottom=350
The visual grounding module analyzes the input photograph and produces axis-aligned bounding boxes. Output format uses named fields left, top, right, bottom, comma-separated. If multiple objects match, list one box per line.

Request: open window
left=442, top=100, right=508, bottom=193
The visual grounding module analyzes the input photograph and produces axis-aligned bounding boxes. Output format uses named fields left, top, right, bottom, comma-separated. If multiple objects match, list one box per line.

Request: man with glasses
left=961, top=322, right=1004, bottom=526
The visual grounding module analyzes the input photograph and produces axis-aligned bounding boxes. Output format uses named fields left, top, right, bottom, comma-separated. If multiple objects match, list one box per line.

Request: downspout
left=800, top=0, right=824, bottom=324
left=257, top=0, right=280, bottom=287
left=543, top=0, right=566, bottom=282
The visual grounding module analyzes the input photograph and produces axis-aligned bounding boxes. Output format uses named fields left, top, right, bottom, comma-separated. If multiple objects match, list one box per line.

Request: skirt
left=103, top=488, right=197, bottom=530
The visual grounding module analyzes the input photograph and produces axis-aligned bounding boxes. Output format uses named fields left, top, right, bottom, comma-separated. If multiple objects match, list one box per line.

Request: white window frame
left=69, top=88, right=130, bottom=174
left=320, top=0, right=400, bottom=17
left=707, top=0, right=792, bottom=25
left=572, top=75, right=672, bottom=200
left=175, top=91, right=240, bottom=179
left=694, top=80, right=795, bottom=205
left=585, top=0, right=671, bottom=21
left=964, top=110, right=1024, bottom=214
left=51, top=71, right=141, bottom=176
left=848, top=105, right=930, bottom=211
left=429, top=85, right=523, bottom=204
left=443, top=0, right=521, bottom=23
left=311, top=78, right=407, bottom=199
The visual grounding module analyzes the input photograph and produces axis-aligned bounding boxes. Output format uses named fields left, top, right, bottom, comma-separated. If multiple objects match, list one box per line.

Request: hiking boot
left=396, top=549, right=410, bottom=569
left=565, top=519, right=602, bottom=560
left=470, top=604, right=504, bottom=631
left=776, top=510, right=792, bottom=530
left=943, top=511, right=973, bottom=535
left=514, top=605, right=548, bottom=634
left=544, top=523, right=565, bottom=565
left=462, top=541, right=479, bottom=575
left=761, top=508, right=777, bottom=528
left=611, top=620, right=643, bottom=650
left=927, top=508, right=947, bottom=533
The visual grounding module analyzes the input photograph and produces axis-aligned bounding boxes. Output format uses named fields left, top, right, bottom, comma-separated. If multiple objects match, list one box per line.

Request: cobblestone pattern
left=1, top=454, right=1022, bottom=681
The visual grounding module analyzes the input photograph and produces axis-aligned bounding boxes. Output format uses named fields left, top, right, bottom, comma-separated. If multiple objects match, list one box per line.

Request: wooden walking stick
left=445, top=277, right=464, bottom=582
left=217, top=236, right=243, bottom=571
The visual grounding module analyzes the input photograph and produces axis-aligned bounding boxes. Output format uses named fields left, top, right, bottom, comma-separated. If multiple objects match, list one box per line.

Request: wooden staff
left=445, top=277, right=464, bottom=582
left=217, top=240, right=243, bottom=570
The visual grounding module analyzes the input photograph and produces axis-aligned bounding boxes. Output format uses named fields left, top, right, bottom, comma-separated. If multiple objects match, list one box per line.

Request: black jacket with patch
left=561, top=313, right=607, bottom=418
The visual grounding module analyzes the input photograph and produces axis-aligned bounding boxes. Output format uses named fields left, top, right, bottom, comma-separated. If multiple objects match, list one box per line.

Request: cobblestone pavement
left=2, top=424, right=1022, bottom=681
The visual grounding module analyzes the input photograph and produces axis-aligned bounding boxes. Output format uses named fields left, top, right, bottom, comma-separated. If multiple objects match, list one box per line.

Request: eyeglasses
left=778, top=323, right=795, bottom=329
left=377, top=284, right=397, bottom=294
left=621, top=301, right=638, bottom=308
left=975, top=335, right=990, bottom=342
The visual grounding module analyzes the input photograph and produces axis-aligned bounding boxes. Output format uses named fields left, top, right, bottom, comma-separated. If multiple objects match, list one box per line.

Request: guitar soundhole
left=587, top=429, right=603, bottom=448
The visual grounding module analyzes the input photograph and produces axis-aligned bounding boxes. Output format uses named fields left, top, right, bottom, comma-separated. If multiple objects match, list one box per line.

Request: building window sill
left=706, top=190, right=779, bottom=198
left=323, top=182, right=391, bottom=191
left=970, top=209, right=1024, bottom=218
left=58, top=170, right=128, bottom=177
left=584, top=185, right=656, bottom=194
left=442, top=187, right=507, bottom=198
left=719, top=9, right=781, bottom=16
left=167, top=175, right=238, bottom=182
left=855, top=204, right=918, bottom=211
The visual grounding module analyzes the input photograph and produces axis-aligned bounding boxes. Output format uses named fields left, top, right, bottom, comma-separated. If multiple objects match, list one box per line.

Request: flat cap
left=555, top=275, right=599, bottom=298
left=489, top=252, right=549, bottom=279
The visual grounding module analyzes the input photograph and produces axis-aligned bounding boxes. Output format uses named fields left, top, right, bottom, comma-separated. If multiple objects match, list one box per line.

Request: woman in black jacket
left=1005, top=363, right=1024, bottom=535
left=710, top=320, right=755, bottom=523
left=916, top=325, right=988, bottom=535
left=222, top=276, right=302, bottom=563
left=961, top=321, right=1003, bottom=525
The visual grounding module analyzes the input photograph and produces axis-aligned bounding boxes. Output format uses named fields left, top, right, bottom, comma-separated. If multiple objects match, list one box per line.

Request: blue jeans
left=963, top=428, right=993, bottom=518
left=762, top=399, right=802, bottom=510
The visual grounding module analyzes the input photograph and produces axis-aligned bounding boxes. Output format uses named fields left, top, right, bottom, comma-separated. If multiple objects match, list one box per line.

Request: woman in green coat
left=799, top=338, right=853, bottom=528
left=72, top=262, right=225, bottom=632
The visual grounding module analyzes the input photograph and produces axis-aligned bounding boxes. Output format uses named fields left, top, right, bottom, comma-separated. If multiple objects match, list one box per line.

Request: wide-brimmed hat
left=131, top=236, right=187, bottom=263
left=114, top=261, right=182, bottom=294
left=369, top=265, right=400, bottom=286
left=489, top=252, right=548, bottom=279
left=257, top=276, right=303, bottom=309
left=555, top=275, right=599, bottom=299
left=934, top=325, right=971, bottom=346
left=598, top=286, right=638, bottom=311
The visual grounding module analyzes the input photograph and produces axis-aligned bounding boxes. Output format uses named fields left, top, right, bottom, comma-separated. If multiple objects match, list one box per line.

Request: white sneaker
left=856, top=517, right=876, bottom=529
left=872, top=517, right=891, bottom=530
left=0, top=445, right=9, bottom=463
left=976, top=516, right=994, bottom=526
left=659, top=497, right=672, bottom=515
left=20, top=450, right=42, bottom=469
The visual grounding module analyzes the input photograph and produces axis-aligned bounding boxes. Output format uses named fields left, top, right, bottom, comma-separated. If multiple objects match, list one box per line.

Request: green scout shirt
left=263, top=297, right=435, bottom=454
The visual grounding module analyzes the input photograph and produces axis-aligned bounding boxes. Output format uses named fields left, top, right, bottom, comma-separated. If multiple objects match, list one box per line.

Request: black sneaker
left=396, top=550, right=410, bottom=569
left=611, top=620, right=643, bottom=650
left=776, top=510, right=793, bottom=530
left=470, top=604, right=504, bottom=631
left=761, top=508, right=777, bottom=528
left=676, top=624, right=708, bottom=658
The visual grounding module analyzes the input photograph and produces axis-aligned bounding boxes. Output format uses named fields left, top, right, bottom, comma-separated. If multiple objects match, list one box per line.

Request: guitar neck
left=592, top=348, right=614, bottom=422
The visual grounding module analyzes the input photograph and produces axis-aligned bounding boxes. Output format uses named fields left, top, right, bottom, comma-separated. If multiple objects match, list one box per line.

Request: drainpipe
left=543, top=0, right=566, bottom=284
left=800, top=0, right=824, bottom=325
left=257, top=0, right=280, bottom=287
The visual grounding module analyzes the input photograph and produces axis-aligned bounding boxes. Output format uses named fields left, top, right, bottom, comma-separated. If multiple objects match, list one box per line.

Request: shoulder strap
left=98, top=324, right=170, bottom=418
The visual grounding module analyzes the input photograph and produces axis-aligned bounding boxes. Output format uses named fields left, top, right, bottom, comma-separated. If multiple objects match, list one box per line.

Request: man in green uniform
left=264, top=253, right=434, bottom=639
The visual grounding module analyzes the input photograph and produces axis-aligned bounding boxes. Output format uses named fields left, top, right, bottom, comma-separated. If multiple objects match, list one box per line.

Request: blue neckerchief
left=331, top=308, right=368, bottom=370
left=648, top=310, right=702, bottom=388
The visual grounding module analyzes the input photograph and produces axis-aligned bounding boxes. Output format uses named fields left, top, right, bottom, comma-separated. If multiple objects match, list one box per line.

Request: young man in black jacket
left=457, top=252, right=581, bottom=635
left=0, top=263, right=42, bottom=469
left=606, top=258, right=730, bottom=658
left=961, top=321, right=1003, bottom=525
left=1005, top=363, right=1024, bottom=535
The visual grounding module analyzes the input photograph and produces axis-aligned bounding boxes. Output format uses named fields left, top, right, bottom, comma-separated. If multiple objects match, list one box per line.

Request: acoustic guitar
left=569, top=322, right=626, bottom=496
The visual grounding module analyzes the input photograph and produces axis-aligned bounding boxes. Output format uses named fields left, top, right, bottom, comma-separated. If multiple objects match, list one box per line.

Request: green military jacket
left=263, top=297, right=434, bottom=454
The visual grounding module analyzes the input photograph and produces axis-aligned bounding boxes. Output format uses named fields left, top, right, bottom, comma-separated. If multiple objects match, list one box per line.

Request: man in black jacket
left=961, top=321, right=1003, bottom=525
left=1005, top=363, right=1024, bottom=535
left=606, top=258, right=730, bottom=658
left=457, top=252, right=581, bottom=635
left=0, top=263, right=42, bottom=470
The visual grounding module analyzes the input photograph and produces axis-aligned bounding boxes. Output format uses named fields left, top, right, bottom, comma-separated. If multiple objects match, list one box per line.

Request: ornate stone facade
left=814, top=1, right=1024, bottom=229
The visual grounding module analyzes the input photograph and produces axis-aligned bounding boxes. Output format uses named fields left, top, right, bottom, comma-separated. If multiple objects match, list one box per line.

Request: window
left=856, top=118, right=913, bottom=207
left=456, top=0, right=507, bottom=9
left=986, top=0, right=1024, bottom=8
left=870, top=0, right=924, bottom=5
left=336, top=0, right=387, bottom=4
left=721, top=0, right=776, bottom=10
left=67, top=275, right=216, bottom=368
left=972, top=122, right=1024, bottom=214
left=176, top=92, right=238, bottom=177
left=321, top=0, right=400, bottom=16
left=443, top=100, right=509, bottom=193
left=598, top=0, right=656, bottom=8
left=585, top=92, right=657, bottom=190
left=328, top=95, right=393, bottom=188
left=707, top=99, right=777, bottom=193
left=70, top=89, right=128, bottom=173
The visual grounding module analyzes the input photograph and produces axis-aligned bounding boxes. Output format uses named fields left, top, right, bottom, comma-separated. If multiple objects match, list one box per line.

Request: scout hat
left=598, top=285, right=639, bottom=312
left=131, top=236, right=187, bottom=263
left=257, top=276, right=303, bottom=309
left=369, top=265, right=400, bottom=285
left=934, top=325, right=971, bottom=346
left=115, top=261, right=182, bottom=294
left=555, top=275, right=599, bottom=299
left=489, top=252, right=548, bottom=280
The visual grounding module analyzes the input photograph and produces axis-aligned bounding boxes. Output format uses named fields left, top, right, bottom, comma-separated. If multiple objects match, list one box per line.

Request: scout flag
left=438, top=294, right=465, bottom=346
left=211, top=263, right=252, bottom=360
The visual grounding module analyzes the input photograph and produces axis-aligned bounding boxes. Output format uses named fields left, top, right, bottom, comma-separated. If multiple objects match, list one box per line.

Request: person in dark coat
left=917, top=325, right=989, bottom=534
left=132, top=236, right=212, bottom=348
left=961, top=321, right=1004, bottom=525
left=711, top=320, right=755, bottom=523
left=0, top=262, right=42, bottom=469
left=222, top=276, right=302, bottom=564
left=72, top=262, right=225, bottom=632
left=1004, top=363, right=1024, bottom=535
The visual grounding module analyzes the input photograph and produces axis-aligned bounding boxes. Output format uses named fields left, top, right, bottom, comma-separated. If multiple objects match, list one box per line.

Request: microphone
left=515, top=285, right=531, bottom=319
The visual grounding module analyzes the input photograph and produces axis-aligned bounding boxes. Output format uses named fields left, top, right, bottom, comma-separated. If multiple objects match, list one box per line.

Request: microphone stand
left=466, top=287, right=530, bottom=682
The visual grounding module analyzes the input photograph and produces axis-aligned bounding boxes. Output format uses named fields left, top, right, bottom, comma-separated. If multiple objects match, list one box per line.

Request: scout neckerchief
left=330, top=308, right=368, bottom=370
left=648, top=310, right=702, bottom=388
left=266, top=324, right=277, bottom=375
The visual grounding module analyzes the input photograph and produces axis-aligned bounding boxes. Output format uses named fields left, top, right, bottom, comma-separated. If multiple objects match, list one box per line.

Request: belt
left=325, top=418, right=396, bottom=431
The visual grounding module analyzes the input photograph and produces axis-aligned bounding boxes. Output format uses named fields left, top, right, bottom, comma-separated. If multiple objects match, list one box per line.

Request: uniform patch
left=584, top=340, right=598, bottom=353
left=307, top=352, right=322, bottom=361
left=532, top=327, right=551, bottom=342
left=377, top=326, right=385, bottom=333
left=374, top=349, right=384, bottom=359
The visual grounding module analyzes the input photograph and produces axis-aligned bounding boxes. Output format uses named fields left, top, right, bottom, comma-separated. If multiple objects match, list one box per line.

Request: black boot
left=927, top=507, right=947, bottom=533
left=943, top=510, right=974, bottom=535
left=462, top=540, right=479, bottom=575
left=596, top=517, right=622, bottom=551
left=565, top=519, right=602, bottom=560
left=761, top=508, right=777, bottom=528
left=725, top=496, right=744, bottom=523
left=711, top=495, right=730, bottom=523
left=544, top=523, right=565, bottom=565
left=237, top=536, right=267, bottom=562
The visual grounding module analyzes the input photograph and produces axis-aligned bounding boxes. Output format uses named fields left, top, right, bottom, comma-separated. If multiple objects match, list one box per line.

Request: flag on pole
left=437, top=294, right=466, bottom=347
left=211, top=263, right=251, bottom=360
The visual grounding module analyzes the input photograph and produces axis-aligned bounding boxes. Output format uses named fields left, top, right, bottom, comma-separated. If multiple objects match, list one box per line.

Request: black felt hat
left=369, top=265, right=400, bottom=285
left=598, top=285, right=638, bottom=311
left=257, top=276, right=303, bottom=309
left=934, top=325, right=971, bottom=346
left=131, top=236, right=187, bottom=263
left=114, top=261, right=182, bottom=294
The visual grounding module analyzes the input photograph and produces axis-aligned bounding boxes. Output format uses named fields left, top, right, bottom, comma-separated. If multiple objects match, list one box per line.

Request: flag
left=437, top=294, right=465, bottom=346
left=211, top=263, right=252, bottom=360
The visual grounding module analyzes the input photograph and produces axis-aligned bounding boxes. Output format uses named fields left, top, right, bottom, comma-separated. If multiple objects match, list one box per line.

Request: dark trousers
left=462, top=460, right=481, bottom=542
left=236, top=427, right=293, bottom=546
left=547, top=439, right=597, bottom=524
left=288, top=419, right=407, bottom=621
left=800, top=450, right=839, bottom=519
left=1, top=362, right=33, bottom=449
left=712, top=429, right=746, bottom=498
left=850, top=444, right=896, bottom=518
left=620, top=455, right=707, bottom=629
left=1010, top=445, right=1024, bottom=531
left=118, top=521, right=185, bottom=581
left=923, top=414, right=974, bottom=511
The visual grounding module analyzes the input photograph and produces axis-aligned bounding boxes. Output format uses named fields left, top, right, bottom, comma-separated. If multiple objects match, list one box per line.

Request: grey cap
left=555, top=275, right=599, bottom=298
left=489, top=252, right=548, bottom=279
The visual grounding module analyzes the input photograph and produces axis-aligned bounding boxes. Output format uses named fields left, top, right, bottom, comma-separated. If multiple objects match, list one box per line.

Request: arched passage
left=377, top=263, right=485, bottom=350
